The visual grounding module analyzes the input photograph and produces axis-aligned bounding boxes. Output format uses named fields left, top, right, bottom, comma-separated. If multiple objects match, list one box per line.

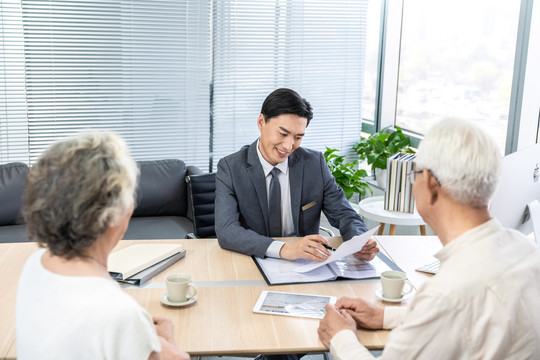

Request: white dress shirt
left=256, top=139, right=296, bottom=258
left=330, top=219, right=540, bottom=360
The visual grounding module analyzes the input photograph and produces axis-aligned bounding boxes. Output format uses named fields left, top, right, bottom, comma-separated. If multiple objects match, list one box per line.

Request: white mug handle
left=186, top=283, right=198, bottom=299
left=402, top=279, right=413, bottom=296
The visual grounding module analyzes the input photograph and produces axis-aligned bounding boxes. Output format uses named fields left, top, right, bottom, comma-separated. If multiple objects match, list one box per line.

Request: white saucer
left=375, top=288, right=410, bottom=303
left=160, top=294, right=197, bottom=307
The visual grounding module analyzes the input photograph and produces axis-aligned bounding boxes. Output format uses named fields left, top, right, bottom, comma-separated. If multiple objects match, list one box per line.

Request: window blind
left=17, top=0, right=211, bottom=168
left=0, top=0, right=28, bottom=163
left=212, top=0, right=369, bottom=170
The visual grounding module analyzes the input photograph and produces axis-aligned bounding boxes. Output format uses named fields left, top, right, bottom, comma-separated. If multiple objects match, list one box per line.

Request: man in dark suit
left=215, top=88, right=378, bottom=262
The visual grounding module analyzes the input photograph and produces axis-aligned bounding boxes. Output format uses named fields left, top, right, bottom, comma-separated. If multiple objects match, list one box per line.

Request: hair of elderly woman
left=415, top=118, right=501, bottom=208
left=23, top=131, right=139, bottom=259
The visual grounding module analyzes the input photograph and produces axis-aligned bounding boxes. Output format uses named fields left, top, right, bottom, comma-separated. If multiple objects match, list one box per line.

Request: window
left=1, top=0, right=211, bottom=168
left=2, top=0, right=377, bottom=169
left=7, top=1, right=535, bottom=170
left=212, top=0, right=371, bottom=168
left=361, top=0, right=383, bottom=127
left=395, top=0, right=521, bottom=151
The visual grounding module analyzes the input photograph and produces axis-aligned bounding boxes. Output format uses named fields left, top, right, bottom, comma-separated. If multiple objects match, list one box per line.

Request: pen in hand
left=322, top=244, right=336, bottom=252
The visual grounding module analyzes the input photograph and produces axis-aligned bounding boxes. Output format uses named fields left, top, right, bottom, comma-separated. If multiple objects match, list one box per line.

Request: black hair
left=260, top=88, right=313, bottom=126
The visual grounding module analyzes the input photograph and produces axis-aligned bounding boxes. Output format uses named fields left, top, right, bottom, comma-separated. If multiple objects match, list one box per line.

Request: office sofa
left=0, top=159, right=203, bottom=243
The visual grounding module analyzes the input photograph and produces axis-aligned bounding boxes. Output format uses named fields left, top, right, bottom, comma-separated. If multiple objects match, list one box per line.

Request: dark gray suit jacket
left=215, top=140, right=368, bottom=258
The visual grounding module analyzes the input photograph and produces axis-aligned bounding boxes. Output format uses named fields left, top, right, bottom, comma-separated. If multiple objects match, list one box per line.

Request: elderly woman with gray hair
left=16, top=131, right=189, bottom=360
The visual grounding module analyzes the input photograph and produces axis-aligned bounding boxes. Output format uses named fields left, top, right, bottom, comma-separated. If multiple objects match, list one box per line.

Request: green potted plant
left=353, top=126, right=415, bottom=187
left=324, top=147, right=373, bottom=203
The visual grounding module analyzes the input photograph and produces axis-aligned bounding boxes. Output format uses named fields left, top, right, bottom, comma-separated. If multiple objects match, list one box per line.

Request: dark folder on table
left=108, top=244, right=185, bottom=286
left=118, top=250, right=186, bottom=286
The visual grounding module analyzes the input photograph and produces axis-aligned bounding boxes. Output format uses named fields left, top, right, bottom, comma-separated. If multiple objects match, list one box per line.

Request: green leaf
left=396, top=138, right=410, bottom=149
left=387, top=131, right=399, bottom=143
left=373, top=156, right=387, bottom=170
left=324, top=147, right=372, bottom=200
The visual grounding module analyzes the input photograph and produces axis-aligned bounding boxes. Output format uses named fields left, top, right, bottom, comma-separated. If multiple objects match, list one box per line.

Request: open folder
left=108, top=243, right=184, bottom=283
left=253, top=227, right=400, bottom=285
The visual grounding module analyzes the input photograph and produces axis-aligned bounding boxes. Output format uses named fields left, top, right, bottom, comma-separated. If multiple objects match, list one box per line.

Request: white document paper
left=295, top=226, right=379, bottom=273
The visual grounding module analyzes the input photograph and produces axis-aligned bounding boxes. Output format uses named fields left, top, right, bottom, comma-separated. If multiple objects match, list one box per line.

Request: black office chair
left=186, top=173, right=216, bottom=239
left=319, top=226, right=335, bottom=237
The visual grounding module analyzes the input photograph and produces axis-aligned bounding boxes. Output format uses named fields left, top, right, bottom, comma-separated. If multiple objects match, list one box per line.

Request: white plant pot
left=375, top=168, right=387, bottom=188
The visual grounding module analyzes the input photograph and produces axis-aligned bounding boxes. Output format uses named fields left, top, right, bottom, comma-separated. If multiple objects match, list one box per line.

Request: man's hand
left=318, top=304, right=356, bottom=348
left=353, top=237, right=379, bottom=261
left=335, top=296, right=384, bottom=329
left=279, top=234, right=331, bottom=261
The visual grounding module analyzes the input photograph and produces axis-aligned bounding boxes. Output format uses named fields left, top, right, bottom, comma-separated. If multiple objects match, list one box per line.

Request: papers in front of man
left=108, top=243, right=184, bottom=282
left=295, top=226, right=379, bottom=273
left=253, top=227, right=395, bottom=285
left=254, top=253, right=392, bottom=285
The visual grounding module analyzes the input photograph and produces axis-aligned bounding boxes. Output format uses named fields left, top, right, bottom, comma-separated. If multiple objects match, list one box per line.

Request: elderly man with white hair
left=318, top=118, right=540, bottom=359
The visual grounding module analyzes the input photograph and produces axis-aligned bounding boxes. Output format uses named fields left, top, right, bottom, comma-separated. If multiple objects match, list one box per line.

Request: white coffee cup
left=166, top=273, right=198, bottom=303
left=380, top=270, right=413, bottom=299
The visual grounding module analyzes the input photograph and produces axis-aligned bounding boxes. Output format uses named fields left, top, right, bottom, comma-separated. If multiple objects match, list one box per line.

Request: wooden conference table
left=0, top=235, right=441, bottom=359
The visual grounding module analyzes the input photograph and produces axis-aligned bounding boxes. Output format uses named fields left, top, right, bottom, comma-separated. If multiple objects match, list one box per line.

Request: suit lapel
left=289, top=149, right=304, bottom=235
left=247, top=141, right=270, bottom=235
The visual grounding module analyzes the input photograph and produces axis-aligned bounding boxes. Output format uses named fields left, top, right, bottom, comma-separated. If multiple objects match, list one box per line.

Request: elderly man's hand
left=353, top=237, right=379, bottom=261
left=318, top=304, right=356, bottom=348
left=335, top=296, right=384, bottom=329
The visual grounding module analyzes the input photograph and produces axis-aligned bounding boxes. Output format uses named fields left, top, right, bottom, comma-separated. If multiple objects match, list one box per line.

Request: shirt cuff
left=330, top=329, right=374, bottom=360
left=265, top=240, right=286, bottom=258
left=383, top=306, right=408, bottom=329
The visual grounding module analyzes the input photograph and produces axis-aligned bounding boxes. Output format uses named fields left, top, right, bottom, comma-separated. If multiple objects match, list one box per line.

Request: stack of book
left=384, top=152, right=416, bottom=213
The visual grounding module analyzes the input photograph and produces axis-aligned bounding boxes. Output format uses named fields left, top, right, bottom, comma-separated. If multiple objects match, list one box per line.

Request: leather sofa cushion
left=0, top=224, right=28, bottom=243
left=133, top=159, right=188, bottom=217
left=0, top=163, right=28, bottom=226
left=122, top=216, right=194, bottom=240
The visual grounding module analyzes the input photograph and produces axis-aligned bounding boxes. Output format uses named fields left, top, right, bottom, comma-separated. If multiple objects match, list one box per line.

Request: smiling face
left=257, top=113, right=308, bottom=166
